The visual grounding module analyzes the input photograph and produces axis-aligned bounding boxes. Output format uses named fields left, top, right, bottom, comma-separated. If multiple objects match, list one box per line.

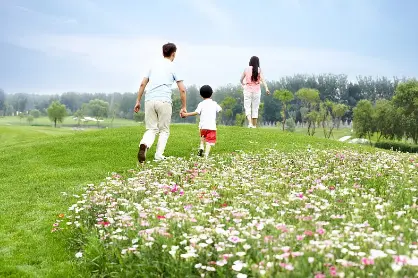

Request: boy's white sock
left=205, top=143, right=211, bottom=158
left=199, top=141, right=204, bottom=150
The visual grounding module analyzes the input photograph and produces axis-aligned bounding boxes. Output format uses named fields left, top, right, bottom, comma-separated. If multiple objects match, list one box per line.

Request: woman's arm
left=240, top=70, right=246, bottom=85
left=260, top=71, right=270, bottom=95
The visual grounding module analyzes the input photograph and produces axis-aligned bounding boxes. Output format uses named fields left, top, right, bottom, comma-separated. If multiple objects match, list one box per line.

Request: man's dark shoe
left=198, top=149, right=204, bottom=157
left=138, top=144, right=147, bottom=163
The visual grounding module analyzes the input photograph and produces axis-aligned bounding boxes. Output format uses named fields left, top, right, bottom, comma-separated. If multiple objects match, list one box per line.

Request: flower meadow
left=54, top=148, right=418, bottom=277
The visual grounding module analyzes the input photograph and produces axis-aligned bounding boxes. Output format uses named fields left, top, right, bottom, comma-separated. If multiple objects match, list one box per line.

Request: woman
left=240, top=56, right=270, bottom=128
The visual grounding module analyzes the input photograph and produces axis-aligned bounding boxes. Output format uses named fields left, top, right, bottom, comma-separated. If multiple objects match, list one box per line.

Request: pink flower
left=393, top=255, right=408, bottom=265
left=329, top=266, right=337, bottom=276
left=361, top=257, right=374, bottom=265
left=184, top=204, right=192, bottom=210
left=296, top=235, right=304, bottom=241
left=304, top=230, right=314, bottom=236
left=222, top=254, right=233, bottom=260
left=316, top=228, right=325, bottom=235
left=98, top=221, right=110, bottom=227
left=315, top=273, right=326, bottom=278
left=264, top=235, right=273, bottom=243
left=279, top=263, right=294, bottom=271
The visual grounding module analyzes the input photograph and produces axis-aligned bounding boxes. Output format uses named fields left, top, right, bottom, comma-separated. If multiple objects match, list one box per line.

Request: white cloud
left=8, top=34, right=397, bottom=93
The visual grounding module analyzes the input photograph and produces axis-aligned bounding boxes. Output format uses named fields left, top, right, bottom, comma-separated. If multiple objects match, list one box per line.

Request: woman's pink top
left=243, top=66, right=261, bottom=93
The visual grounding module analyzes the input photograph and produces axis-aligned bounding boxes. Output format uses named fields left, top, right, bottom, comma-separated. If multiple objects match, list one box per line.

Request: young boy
left=181, top=85, right=222, bottom=158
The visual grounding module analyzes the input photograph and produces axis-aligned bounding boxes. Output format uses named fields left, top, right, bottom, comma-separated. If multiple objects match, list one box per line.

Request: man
left=134, top=42, right=187, bottom=163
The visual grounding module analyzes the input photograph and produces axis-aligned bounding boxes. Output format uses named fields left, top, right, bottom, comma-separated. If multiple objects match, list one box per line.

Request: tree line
left=0, top=74, right=409, bottom=127
left=353, top=79, right=418, bottom=144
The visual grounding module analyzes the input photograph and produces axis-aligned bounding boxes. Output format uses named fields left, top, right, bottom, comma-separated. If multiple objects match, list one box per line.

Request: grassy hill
left=0, top=125, right=362, bottom=277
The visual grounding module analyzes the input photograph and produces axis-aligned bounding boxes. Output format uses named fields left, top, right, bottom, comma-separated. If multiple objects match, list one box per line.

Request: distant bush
left=374, top=141, right=418, bottom=153
left=235, top=113, right=246, bottom=127
left=285, top=118, right=296, bottom=132
left=133, top=111, right=145, bottom=122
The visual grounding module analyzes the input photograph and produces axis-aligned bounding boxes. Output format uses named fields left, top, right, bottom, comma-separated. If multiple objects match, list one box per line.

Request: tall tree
left=47, top=101, right=67, bottom=128
left=220, top=97, right=237, bottom=125
left=274, top=89, right=294, bottom=131
left=353, top=100, right=375, bottom=143
left=86, top=99, right=109, bottom=126
left=0, top=89, right=5, bottom=115
left=296, top=88, right=320, bottom=135
left=374, top=99, right=403, bottom=141
left=392, top=79, right=418, bottom=143
left=30, top=109, right=41, bottom=119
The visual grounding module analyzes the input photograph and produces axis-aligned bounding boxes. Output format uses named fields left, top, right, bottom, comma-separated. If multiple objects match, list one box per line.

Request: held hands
left=180, top=107, right=187, bottom=118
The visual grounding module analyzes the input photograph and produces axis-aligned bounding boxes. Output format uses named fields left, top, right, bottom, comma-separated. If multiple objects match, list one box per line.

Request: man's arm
left=177, top=80, right=187, bottom=114
left=134, top=77, right=149, bottom=112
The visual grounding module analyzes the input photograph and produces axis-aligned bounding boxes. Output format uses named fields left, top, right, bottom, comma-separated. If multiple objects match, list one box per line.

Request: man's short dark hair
left=200, top=85, right=213, bottom=98
left=162, top=43, right=177, bottom=57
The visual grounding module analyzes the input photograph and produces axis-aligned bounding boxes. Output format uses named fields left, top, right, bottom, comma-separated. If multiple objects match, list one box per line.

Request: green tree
left=47, top=101, right=67, bottom=128
left=73, top=109, right=85, bottom=127
left=319, top=100, right=334, bottom=138
left=27, top=115, right=34, bottom=125
left=18, top=112, right=25, bottom=124
left=285, top=117, right=296, bottom=132
left=0, top=89, right=5, bottom=116
left=332, top=103, right=348, bottom=129
left=274, top=90, right=294, bottom=131
left=235, top=113, right=246, bottom=127
left=86, top=99, right=109, bottom=126
left=353, top=100, right=375, bottom=144
left=220, top=97, right=237, bottom=125
left=296, top=88, right=320, bottom=135
left=30, top=109, right=41, bottom=119
left=392, top=79, right=418, bottom=143
left=374, top=100, right=396, bottom=141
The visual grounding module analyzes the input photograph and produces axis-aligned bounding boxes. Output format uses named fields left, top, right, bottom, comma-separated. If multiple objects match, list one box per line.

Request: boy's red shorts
left=200, top=129, right=217, bottom=145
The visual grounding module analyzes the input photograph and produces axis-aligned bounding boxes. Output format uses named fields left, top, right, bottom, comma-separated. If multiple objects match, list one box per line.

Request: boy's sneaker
left=248, top=124, right=254, bottom=128
left=198, top=149, right=204, bottom=157
left=138, top=144, right=147, bottom=163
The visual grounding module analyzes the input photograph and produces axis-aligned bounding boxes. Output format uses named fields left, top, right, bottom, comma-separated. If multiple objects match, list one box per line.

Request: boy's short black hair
left=162, top=43, right=177, bottom=57
left=200, top=85, right=213, bottom=98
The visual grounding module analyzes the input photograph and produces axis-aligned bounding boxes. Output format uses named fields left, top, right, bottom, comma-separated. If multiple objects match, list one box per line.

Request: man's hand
left=134, top=101, right=141, bottom=113
left=266, top=89, right=270, bottom=96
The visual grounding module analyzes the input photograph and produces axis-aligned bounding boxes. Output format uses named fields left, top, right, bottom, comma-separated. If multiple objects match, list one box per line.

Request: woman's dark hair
left=163, top=43, right=177, bottom=57
left=249, top=56, right=260, bottom=82
left=200, top=85, right=213, bottom=98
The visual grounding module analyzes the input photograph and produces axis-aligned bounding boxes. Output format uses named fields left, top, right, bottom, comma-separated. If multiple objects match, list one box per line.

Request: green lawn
left=0, top=124, right=355, bottom=277
left=0, top=116, right=138, bottom=128
left=0, top=126, right=84, bottom=147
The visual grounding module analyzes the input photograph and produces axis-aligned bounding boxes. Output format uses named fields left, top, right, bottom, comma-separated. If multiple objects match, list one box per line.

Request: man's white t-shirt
left=195, top=99, right=222, bottom=130
left=144, top=58, right=183, bottom=104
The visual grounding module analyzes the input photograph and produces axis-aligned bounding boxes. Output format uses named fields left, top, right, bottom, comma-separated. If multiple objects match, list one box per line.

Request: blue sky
left=1, top=0, right=418, bottom=94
